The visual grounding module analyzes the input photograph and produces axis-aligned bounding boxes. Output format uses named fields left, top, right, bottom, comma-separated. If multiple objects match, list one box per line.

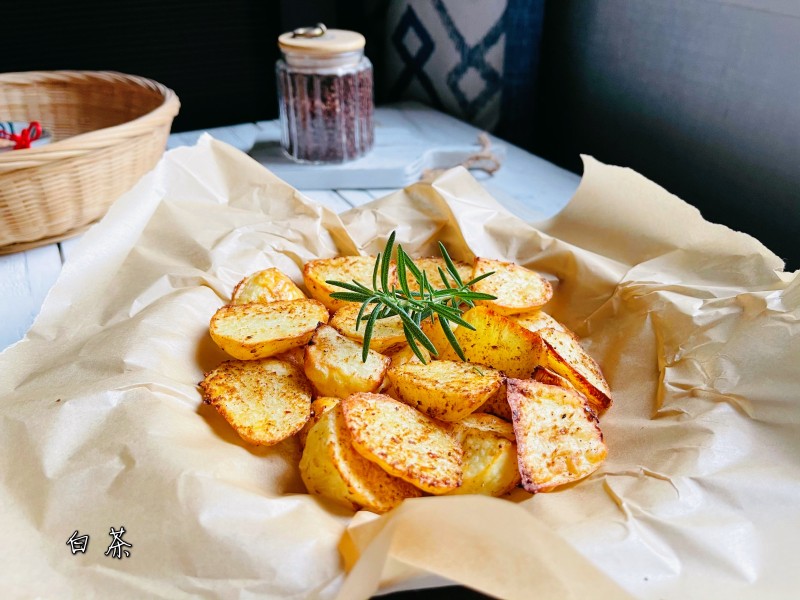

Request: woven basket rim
left=0, top=70, right=180, bottom=169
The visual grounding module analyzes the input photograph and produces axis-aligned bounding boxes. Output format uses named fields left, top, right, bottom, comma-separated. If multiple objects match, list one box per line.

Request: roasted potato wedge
left=472, top=257, right=553, bottom=315
left=231, top=268, right=306, bottom=304
left=329, top=303, right=406, bottom=353
left=387, top=360, right=503, bottom=421
left=532, top=365, right=576, bottom=390
left=297, top=396, right=340, bottom=448
left=342, top=393, right=463, bottom=494
left=209, top=299, right=329, bottom=360
left=478, top=381, right=512, bottom=421
left=200, top=358, right=312, bottom=445
left=507, top=379, right=607, bottom=493
left=303, top=324, right=390, bottom=398
left=382, top=344, right=430, bottom=398
left=452, top=306, right=540, bottom=378
left=532, top=328, right=612, bottom=413
left=303, top=255, right=396, bottom=311
left=447, top=413, right=520, bottom=496
left=408, top=256, right=473, bottom=292
left=510, top=310, right=569, bottom=335
left=300, top=404, right=422, bottom=513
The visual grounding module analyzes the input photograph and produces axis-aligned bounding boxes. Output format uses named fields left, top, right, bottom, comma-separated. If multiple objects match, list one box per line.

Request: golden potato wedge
left=329, top=303, right=406, bottom=353
left=532, top=365, right=576, bottom=390
left=200, top=358, right=312, bottom=445
left=455, top=412, right=516, bottom=442
left=510, top=310, right=569, bottom=335
left=303, top=325, right=390, bottom=398
left=231, top=268, right=306, bottom=304
left=478, top=381, right=512, bottom=422
left=420, top=316, right=460, bottom=361
left=387, top=360, right=503, bottom=421
left=407, top=256, right=473, bottom=292
left=506, top=379, right=607, bottom=493
left=297, top=396, right=340, bottom=448
left=447, top=414, right=520, bottom=496
left=472, top=257, right=553, bottom=315
left=452, top=306, right=540, bottom=378
left=209, top=299, right=329, bottom=360
left=342, top=393, right=463, bottom=494
left=532, top=328, right=612, bottom=413
left=300, top=404, right=422, bottom=513
left=382, top=344, right=430, bottom=398
left=303, top=256, right=396, bottom=311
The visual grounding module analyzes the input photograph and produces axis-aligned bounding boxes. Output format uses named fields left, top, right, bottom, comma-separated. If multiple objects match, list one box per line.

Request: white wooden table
left=0, top=102, right=579, bottom=352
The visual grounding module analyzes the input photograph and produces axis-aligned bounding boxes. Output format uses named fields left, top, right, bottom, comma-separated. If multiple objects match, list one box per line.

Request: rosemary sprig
left=327, top=232, right=496, bottom=362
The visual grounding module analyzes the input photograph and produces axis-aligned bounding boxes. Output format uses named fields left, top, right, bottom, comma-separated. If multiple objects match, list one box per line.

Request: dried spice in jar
left=277, top=24, right=374, bottom=163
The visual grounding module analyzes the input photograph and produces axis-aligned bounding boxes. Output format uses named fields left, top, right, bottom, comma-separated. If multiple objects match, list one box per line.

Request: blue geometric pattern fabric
left=385, top=0, right=509, bottom=131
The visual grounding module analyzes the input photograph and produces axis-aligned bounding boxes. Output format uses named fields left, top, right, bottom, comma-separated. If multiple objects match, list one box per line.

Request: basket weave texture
left=0, top=71, right=180, bottom=253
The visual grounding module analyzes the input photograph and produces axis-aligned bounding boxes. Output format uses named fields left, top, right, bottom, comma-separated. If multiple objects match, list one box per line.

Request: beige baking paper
left=1, top=136, right=798, bottom=599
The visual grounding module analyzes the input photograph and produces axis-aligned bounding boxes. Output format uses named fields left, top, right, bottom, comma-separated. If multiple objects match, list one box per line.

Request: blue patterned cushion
left=384, top=0, right=544, bottom=138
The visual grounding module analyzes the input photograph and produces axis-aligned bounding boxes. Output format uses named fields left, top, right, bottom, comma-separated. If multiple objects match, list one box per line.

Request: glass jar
left=276, top=24, right=374, bottom=164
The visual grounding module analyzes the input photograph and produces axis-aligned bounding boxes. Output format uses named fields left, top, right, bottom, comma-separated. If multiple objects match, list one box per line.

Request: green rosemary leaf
left=361, top=303, right=382, bottom=362
left=396, top=245, right=412, bottom=298
left=439, top=241, right=464, bottom=287
left=380, top=232, right=395, bottom=292
left=437, top=266, right=452, bottom=289
left=438, top=315, right=466, bottom=361
left=403, top=324, right=429, bottom=363
left=372, top=250, right=381, bottom=290
left=465, top=270, right=495, bottom=287
left=329, top=291, right=371, bottom=303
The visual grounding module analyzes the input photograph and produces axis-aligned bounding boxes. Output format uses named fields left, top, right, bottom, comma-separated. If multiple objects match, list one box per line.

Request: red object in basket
left=0, top=121, right=42, bottom=150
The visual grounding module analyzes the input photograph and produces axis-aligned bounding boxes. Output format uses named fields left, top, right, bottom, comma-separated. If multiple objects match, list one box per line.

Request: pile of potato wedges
left=200, top=253, right=611, bottom=513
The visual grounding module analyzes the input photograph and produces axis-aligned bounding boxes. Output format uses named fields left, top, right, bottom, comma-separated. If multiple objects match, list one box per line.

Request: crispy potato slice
left=407, top=256, right=473, bottom=292
left=209, top=299, right=329, bottom=360
left=510, top=310, right=569, bottom=335
left=452, top=306, right=540, bottom=378
left=447, top=414, right=520, bottom=496
left=472, top=257, right=553, bottom=315
left=329, top=303, right=407, bottom=353
left=304, top=325, right=390, bottom=398
left=533, top=328, right=612, bottom=413
left=387, top=360, right=503, bottom=421
left=342, top=393, right=462, bottom=494
left=478, top=381, right=512, bottom=422
left=300, top=404, right=422, bottom=513
left=455, top=412, right=516, bottom=442
left=382, top=344, right=429, bottom=398
left=507, top=379, right=607, bottom=493
left=297, top=396, right=340, bottom=448
left=200, top=358, right=312, bottom=445
left=231, top=268, right=306, bottom=304
left=303, top=256, right=396, bottom=311
left=532, top=366, right=576, bottom=390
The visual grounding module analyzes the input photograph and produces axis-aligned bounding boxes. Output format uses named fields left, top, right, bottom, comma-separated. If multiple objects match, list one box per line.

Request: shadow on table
left=374, top=586, right=495, bottom=599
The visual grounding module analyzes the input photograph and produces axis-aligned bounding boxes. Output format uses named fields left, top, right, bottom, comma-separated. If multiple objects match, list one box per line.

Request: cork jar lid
left=278, top=24, right=365, bottom=55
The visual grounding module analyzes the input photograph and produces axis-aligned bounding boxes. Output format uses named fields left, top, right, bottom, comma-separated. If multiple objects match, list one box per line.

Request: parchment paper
left=1, top=136, right=798, bottom=599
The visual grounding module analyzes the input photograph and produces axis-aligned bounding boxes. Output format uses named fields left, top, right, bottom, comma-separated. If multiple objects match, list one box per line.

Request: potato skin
left=209, top=299, right=329, bottom=360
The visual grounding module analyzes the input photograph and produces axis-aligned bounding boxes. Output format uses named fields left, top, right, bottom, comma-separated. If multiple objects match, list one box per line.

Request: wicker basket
left=0, top=71, right=180, bottom=254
